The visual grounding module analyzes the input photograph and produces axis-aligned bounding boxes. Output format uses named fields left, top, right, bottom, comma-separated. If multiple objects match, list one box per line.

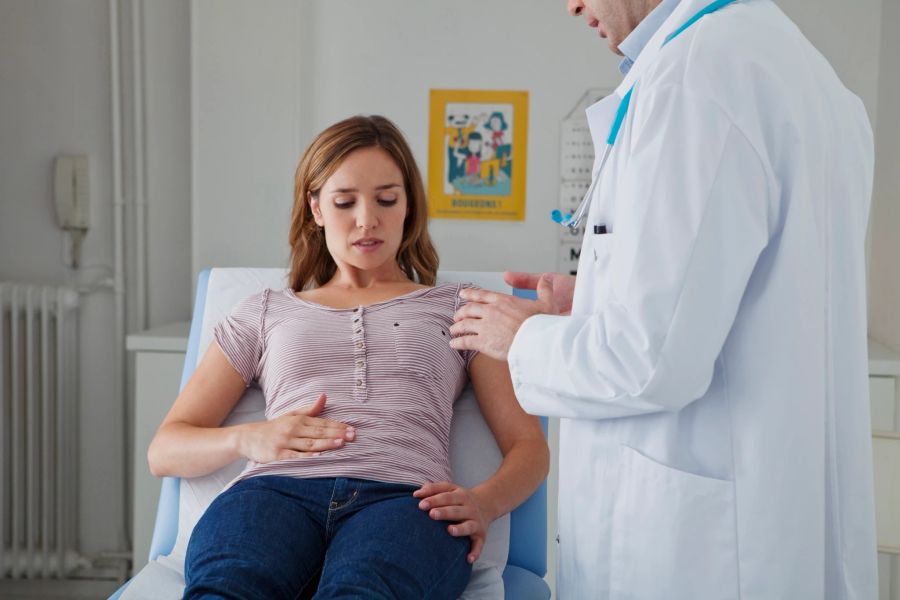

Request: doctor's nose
left=567, top=0, right=584, bottom=17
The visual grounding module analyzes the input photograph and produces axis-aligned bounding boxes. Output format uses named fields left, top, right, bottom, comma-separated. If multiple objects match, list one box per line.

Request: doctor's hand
left=450, top=276, right=561, bottom=361
left=415, top=481, right=492, bottom=564
left=235, top=393, right=355, bottom=464
left=504, top=271, right=576, bottom=315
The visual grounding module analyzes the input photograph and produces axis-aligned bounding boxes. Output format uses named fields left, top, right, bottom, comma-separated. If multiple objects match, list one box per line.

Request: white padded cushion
left=126, top=269, right=511, bottom=599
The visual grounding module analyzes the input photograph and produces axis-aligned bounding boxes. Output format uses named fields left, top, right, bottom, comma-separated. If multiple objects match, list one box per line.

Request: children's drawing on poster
left=444, top=106, right=513, bottom=196
left=428, top=90, right=528, bottom=221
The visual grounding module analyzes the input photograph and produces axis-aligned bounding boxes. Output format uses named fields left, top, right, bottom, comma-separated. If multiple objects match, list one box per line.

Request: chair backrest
left=149, top=268, right=546, bottom=579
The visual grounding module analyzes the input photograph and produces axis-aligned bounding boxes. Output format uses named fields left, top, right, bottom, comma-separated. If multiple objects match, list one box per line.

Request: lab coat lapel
left=614, top=0, right=717, bottom=99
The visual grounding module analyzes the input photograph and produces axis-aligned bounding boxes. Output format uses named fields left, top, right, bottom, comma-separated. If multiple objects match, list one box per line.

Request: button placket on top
left=351, top=306, right=368, bottom=402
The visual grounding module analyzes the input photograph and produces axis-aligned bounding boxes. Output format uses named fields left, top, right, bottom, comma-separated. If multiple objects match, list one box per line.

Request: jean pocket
left=609, top=445, right=739, bottom=600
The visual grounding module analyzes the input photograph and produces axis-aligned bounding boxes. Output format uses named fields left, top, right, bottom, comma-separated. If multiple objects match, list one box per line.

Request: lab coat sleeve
left=508, top=83, right=773, bottom=420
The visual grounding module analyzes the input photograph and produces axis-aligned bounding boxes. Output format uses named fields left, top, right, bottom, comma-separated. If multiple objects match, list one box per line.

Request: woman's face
left=310, top=146, right=409, bottom=278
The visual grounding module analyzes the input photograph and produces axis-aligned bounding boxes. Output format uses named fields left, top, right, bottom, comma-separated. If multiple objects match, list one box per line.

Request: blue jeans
left=183, top=476, right=472, bottom=600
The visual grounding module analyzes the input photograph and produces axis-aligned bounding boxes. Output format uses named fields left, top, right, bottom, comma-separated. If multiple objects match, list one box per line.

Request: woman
left=147, top=115, right=549, bottom=600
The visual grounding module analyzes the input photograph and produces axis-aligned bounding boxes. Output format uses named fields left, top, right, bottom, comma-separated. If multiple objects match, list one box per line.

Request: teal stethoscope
left=552, top=0, right=740, bottom=231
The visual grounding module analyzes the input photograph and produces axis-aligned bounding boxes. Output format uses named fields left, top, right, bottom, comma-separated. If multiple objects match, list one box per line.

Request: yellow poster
left=428, top=90, right=528, bottom=221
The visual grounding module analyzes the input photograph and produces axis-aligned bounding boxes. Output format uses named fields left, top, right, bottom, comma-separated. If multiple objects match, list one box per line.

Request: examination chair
left=111, top=268, right=550, bottom=600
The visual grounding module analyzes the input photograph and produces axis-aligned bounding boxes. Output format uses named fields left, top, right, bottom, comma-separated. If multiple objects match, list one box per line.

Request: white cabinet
left=127, top=322, right=190, bottom=576
left=870, top=339, right=900, bottom=600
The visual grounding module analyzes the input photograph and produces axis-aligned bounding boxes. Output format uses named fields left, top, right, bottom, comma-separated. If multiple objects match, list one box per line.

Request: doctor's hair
left=288, top=115, right=439, bottom=291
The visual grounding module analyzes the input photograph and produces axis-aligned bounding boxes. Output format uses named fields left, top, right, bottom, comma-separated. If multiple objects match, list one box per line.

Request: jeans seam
left=421, top=540, right=470, bottom=599
left=325, top=482, right=340, bottom=541
left=325, top=482, right=361, bottom=541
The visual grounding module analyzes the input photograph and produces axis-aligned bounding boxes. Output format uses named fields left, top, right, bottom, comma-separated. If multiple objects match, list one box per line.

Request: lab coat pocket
left=586, top=233, right=614, bottom=308
left=609, top=445, right=738, bottom=600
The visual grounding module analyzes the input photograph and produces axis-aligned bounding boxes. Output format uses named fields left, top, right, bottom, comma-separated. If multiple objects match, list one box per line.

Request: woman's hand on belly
left=414, top=481, right=492, bottom=564
left=235, top=393, right=355, bottom=463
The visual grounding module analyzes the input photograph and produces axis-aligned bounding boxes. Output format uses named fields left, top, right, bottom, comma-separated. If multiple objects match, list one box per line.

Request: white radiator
left=0, top=283, right=81, bottom=579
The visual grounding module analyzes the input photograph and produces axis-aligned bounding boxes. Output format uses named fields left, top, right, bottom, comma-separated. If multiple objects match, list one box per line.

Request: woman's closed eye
left=333, top=197, right=398, bottom=209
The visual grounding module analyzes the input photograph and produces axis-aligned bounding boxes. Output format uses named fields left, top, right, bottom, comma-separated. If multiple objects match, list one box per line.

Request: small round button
left=356, top=341, right=363, bottom=349
left=356, top=360, right=365, bottom=368
left=356, top=379, right=363, bottom=387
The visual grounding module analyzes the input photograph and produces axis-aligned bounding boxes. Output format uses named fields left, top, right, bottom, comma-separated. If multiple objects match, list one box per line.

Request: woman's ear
left=309, top=193, right=324, bottom=227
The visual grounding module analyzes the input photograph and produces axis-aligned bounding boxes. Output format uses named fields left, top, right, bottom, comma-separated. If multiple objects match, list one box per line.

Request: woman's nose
left=355, top=202, right=378, bottom=230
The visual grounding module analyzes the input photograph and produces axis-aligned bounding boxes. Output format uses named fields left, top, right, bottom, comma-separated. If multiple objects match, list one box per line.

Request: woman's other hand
left=414, top=481, right=493, bottom=564
left=236, top=393, right=355, bottom=463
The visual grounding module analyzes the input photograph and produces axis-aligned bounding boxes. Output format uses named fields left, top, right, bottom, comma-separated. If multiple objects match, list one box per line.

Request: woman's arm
left=415, top=353, right=549, bottom=562
left=147, top=341, right=354, bottom=478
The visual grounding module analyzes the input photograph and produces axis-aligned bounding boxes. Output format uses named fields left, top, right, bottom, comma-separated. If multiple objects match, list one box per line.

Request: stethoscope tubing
left=554, top=0, right=740, bottom=233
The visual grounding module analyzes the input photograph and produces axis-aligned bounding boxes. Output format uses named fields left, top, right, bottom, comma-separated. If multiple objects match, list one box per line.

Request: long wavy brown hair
left=288, top=115, right=439, bottom=291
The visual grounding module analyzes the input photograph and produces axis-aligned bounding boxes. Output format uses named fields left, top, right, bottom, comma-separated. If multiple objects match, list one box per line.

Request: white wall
left=870, top=0, right=900, bottom=351
left=143, top=1, right=192, bottom=327
left=192, top=1, right=308, bottom=274
left=0, top=0, right=192, bottom=561
left=193, top=0, right=890, bottom=279
left=778, top=0, right=883, bottom=125
left=0, top=0, right=123, bottom=557
left=193, top=0, right=622, bottom=280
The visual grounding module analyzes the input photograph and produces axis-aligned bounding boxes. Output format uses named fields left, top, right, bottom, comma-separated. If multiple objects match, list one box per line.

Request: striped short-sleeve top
left=213, top=282, right=478, bottom=488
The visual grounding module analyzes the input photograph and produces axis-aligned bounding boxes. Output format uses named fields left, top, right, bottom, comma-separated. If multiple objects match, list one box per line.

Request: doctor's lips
left=352, top=237, right=384, bottom=252
left=587, top=16, right=607, bottom=38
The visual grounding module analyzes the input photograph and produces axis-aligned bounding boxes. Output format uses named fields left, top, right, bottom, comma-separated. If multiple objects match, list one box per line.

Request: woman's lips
left=353, top=239, right=384, bottom=253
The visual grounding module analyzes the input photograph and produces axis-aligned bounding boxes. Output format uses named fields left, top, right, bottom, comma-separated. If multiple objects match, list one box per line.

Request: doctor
left=450, top=0, right=878, bottom=597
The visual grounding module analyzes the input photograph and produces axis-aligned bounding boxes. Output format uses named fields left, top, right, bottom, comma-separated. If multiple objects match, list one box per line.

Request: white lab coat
left=508, top=0, right=878, bottom=598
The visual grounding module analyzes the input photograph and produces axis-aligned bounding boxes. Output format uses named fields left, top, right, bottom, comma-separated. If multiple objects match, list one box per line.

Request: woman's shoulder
left=408, top=281, right=484, bottom=312
left=230, top=287, right=298, bottom=317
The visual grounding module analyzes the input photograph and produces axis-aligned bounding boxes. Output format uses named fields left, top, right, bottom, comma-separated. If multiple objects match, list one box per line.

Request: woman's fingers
left=289, top=393, right=328, bottom=416
left=467, top=536, right=484, bottom=564
left=288, top=437, right=348, bottom=453
left=293, top=420, right=355, bottom=441
left=416, top=489, right=462, bottom=510
left=429, top=505, right=474, bottom=522
left=413, top=481, right=454, bottom=499
left=276, top=449, right=321, bottom=461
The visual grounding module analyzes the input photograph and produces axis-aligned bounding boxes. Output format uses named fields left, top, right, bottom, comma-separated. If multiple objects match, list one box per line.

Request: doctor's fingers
left=448, top=317, right=484, bottom=338
left=457, top=287, right=509, bottom=305
left=448, top=332, right=484, bottom=354
left=452, top=301, right=488, bottom=322
left=503, top=271, right=543, bottom=290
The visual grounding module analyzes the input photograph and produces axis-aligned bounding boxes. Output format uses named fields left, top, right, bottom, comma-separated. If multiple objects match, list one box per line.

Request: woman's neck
left=324, top=262, right=411, bottom=291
